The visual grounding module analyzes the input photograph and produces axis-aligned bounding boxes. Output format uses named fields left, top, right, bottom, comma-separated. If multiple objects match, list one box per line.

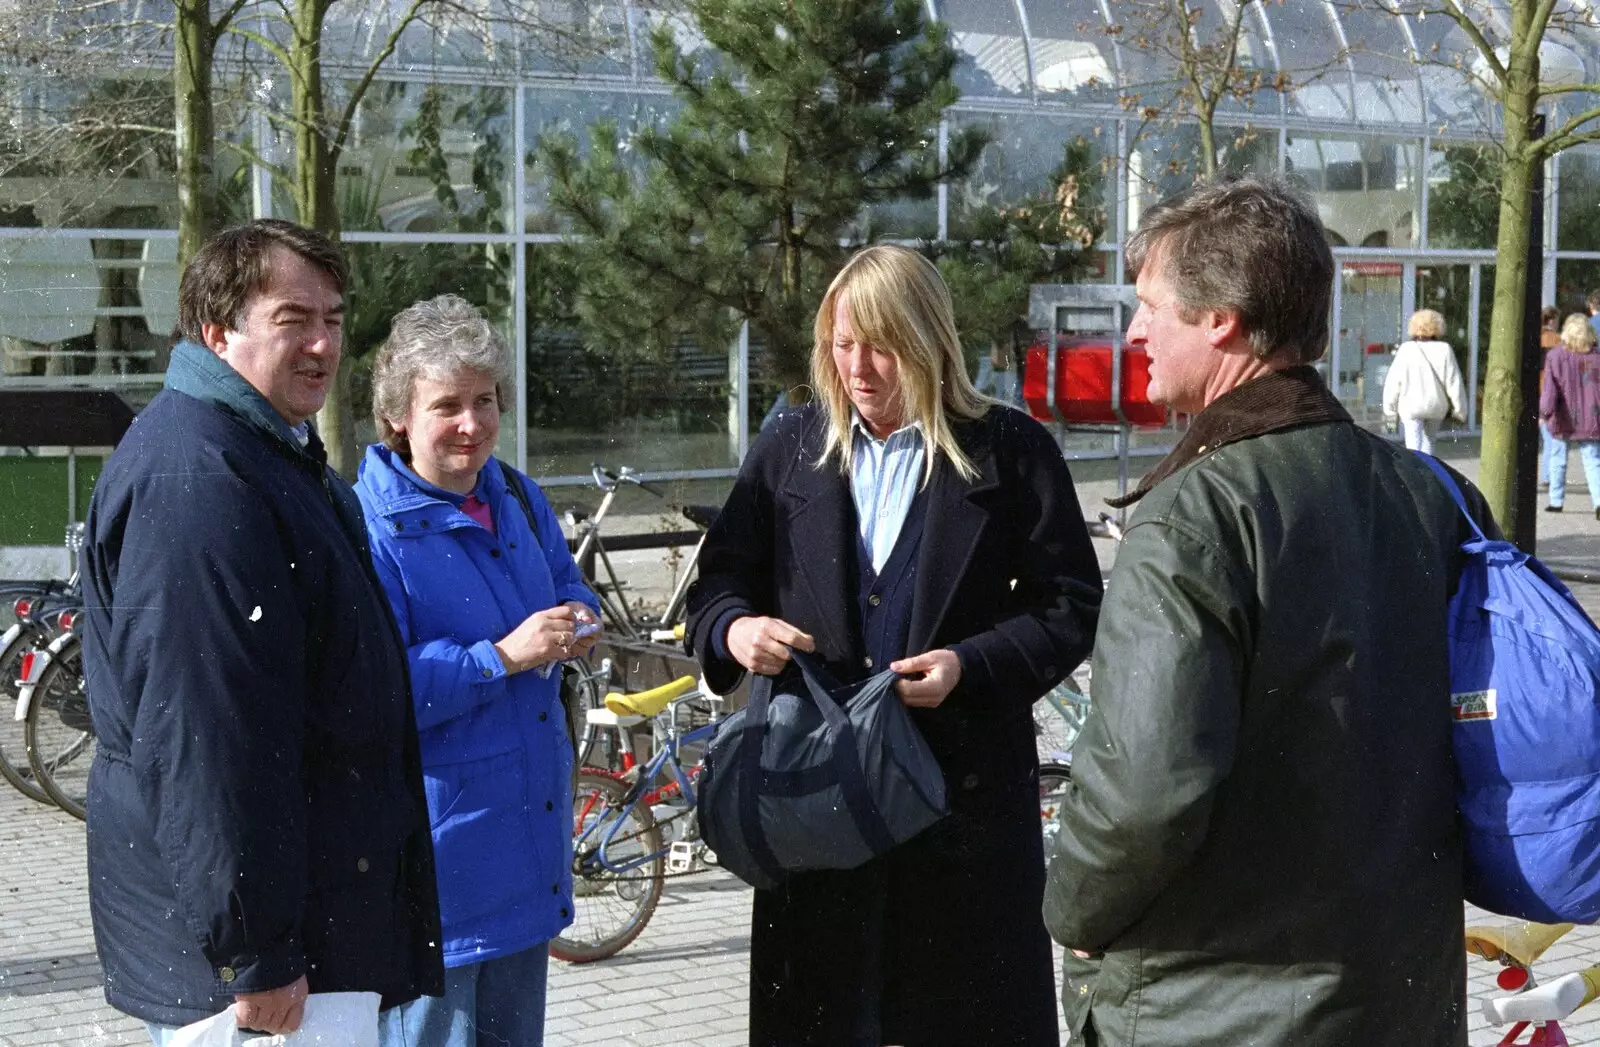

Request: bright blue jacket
left=355, top=443, right=598, bottom=967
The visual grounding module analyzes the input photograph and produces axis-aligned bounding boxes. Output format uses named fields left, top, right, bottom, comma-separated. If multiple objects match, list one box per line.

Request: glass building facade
left=4, top=0, right=1600, bottom=487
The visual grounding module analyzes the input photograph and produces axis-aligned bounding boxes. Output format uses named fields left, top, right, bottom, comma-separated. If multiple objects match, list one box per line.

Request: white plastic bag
left=167, top=992, right=381, bottom=1047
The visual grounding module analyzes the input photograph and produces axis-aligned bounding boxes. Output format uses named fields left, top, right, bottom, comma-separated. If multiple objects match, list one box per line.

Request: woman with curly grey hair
left=353, top=294, right=601, bottom=1047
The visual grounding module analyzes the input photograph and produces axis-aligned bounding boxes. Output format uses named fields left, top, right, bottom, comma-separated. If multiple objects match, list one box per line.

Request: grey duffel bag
left=696, top=649, right=948, bottom=890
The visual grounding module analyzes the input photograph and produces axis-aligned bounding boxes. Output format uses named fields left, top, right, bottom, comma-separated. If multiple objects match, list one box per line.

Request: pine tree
left=537, top=0, right=987, bottom=394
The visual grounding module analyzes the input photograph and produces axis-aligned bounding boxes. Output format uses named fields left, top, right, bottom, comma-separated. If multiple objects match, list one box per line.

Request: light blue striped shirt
left=850, top=415, right=927, bottom=572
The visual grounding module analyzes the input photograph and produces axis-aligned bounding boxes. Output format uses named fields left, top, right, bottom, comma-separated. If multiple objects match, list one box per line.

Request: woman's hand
left=494, top=604, right=579, bottom=674
left=890, top=649, right=962, bottom=708
left=726, top=616, right=815, bottom=676
left=565, top=601, right=601, bottom=656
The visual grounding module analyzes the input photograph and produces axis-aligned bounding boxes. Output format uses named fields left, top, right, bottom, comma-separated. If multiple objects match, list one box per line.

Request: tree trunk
left=174, top=0, right=217, bottom=272
left=1197, top=109, right=1218, bottom=180
left=289, top=0, right=359, bottom=477
left=1478, top=55, right=1541, bottom=536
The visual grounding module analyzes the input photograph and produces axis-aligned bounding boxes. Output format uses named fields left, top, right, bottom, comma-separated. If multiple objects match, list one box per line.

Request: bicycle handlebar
left=591, top=463, right=668, bottom=499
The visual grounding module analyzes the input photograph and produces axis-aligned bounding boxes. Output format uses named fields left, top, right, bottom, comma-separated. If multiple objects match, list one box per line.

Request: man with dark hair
left=1043, top=177, right=1480, bottom=1045
left=80, top=220, right=443, bottom=1043
left=1586, top=288, right=1600, bottom=344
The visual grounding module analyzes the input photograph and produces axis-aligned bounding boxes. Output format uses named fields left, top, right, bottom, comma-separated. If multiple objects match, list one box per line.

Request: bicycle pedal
left=667, top=840, right=694, bottom=873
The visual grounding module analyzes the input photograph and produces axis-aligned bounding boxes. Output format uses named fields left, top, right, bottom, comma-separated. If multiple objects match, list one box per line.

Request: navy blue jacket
left=79, top=343, right=444, bottom=1027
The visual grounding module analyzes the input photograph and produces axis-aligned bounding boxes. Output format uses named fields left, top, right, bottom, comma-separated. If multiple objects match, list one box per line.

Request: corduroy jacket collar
left=1109, top=365, right=1351, bottom=508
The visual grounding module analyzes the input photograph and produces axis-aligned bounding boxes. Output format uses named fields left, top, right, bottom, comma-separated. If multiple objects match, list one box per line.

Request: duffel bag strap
left=789, top=650, right=897, bottom=856
left=739, top=672, right=786, bottom=885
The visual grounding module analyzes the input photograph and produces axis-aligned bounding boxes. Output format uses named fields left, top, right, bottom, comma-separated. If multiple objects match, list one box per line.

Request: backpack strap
left=1414, top=452, right=1487, bottom=542
left=497, top=457, right=540, bottom=544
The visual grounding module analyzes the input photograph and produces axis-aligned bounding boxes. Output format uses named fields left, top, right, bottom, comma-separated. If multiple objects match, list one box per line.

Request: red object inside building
left=1022, top=336, right=1167, bottom=427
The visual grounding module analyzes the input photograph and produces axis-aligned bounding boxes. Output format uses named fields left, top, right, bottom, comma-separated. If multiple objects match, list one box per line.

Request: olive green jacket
left=1045, top=372, right=1474, bottom=1047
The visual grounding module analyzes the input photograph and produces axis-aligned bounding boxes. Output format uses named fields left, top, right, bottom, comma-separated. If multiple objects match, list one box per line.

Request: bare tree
left=1346, top=0, right=1600, bottom=537
left=1111, top=0, right=1293, bottom=181
left=223, top=0, right=602, bottom=474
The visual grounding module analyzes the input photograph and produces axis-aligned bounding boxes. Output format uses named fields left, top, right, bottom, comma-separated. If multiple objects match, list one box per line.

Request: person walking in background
left=1382, top=307, right=1466, bottom=454
left=78, top=221, right=443, bottom=1043
left=1541, top=306, right=1562, bottom=491
left=355, top=295, right=602, bottom=1047
left=686, top=244, right=1102, bottom=1046
left=1045, top=178, right=1478, bottom=1046
left=1541, top=313, right=1600, bottom=519
left=1586, top=289, right=1600, bottom=345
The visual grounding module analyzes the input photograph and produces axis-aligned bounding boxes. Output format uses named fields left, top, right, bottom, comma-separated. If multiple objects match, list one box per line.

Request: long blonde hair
left=811, top=245, right=992, bottom=483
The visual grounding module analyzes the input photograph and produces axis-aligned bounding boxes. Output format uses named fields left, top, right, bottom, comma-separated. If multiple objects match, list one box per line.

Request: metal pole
left=1467, top=263, right=1481, bottom=433
left=513, top=84, right=529, bottom=474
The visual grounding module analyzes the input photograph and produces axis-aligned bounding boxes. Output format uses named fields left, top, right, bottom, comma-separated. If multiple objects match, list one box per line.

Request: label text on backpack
left=1453, top=689, right=1498, bottom=722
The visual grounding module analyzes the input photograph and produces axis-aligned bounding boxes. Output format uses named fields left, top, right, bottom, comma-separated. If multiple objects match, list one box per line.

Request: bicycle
left=16, top=602, right=91, bottom=820
left=1035, top=666, right=1092, bottom=768
left=1, top=590, right=77, bottom=804
left=553, top=673, right=725, bottom=963
left=1467, top=920, right=1600, bottom=1044
left=1, top=523, right=85, bottom=804
left=1038, top=761, right=1072, bottom=870
left=567, top=464, right=714, bottom=662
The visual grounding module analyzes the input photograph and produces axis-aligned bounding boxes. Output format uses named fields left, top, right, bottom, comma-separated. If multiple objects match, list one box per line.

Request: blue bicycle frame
left=578, top=715, right=722, bottom=877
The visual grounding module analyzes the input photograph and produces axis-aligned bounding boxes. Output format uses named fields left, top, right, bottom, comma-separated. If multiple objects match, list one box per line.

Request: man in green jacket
left=1044, top=177, right=1474, bottom=1046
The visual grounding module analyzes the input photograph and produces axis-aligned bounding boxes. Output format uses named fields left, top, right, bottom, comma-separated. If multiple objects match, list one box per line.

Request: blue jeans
left=147, top=1025, right=179, bottom=1046
left=1547, top=436, right=1600, bottom=508
left=379, top=943, right=550, bottom=1047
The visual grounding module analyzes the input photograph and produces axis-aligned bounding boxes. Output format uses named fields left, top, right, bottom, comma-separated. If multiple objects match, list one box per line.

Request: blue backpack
left=1419, top=453, right=1600, bottom=922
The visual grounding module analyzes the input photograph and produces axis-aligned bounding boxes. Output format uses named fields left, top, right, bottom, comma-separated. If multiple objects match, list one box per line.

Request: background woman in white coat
left=1382, top=308, right=1466, bottom=454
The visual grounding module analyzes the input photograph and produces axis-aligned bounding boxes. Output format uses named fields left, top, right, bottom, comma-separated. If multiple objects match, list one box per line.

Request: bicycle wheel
left=553, top=771, right=664, bottom=963
left=24, top=636, right=94, bottom=820
left=1034, top=668, right=1091, bottom=765
left=0, top=625, right=52, bottom=804
left=1038, top=763, right=1072, bottom=870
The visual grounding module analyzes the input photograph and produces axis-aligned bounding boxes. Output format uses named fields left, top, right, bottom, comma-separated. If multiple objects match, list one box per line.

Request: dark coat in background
left=1045, top=370, right=1474, bottom=1047
left=79, top=343, right=444, bottom=1027
left=687, top=403, right=1102, bottom=1047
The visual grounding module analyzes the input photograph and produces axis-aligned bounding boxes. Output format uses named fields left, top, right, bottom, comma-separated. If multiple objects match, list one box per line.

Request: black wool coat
left=687, top=403, right=1102, bottom=1047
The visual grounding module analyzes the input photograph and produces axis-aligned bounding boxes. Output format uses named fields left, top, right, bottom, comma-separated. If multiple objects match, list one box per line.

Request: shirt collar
left=850, top=412, right=925, bottom=447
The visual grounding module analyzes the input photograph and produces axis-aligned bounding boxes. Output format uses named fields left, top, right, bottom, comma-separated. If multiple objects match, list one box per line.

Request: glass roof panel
left=1192, top=0, right=1279, bottom=116
left=937, top=0, right=1031, bottom=98
left=520, top=4, right=632, bottom=77
left=1339, top=5, right=1424, bottom=124
left=1020, top=0, right=1120, bottom=104
left=1268, top=1, right=1354, bottom=122
left=1396, top=7, right=1500, bottom=135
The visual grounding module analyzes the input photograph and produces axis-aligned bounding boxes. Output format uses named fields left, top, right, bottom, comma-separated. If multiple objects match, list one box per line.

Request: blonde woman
left=685, top=245, right=1102, bottom=1046
left=1382, top=308, right=1467, bottom=454
left=1541, top=313, right=1600, bottom=518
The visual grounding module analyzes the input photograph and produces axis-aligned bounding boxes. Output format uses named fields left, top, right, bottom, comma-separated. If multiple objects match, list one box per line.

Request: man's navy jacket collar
left=165, top=340, right=325, bottom=464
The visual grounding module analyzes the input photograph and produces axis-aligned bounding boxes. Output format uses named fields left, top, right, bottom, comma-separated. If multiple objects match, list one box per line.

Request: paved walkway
left=4, top=445, right=1599, bottom=1046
